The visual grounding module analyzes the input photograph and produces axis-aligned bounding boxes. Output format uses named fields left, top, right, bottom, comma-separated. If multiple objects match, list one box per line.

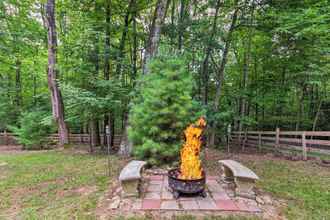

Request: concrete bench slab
left=218, top=160, right=259, bottom=199
left=119, top=160, right=147, bottom=197
left=219, top=160, right=259, bottom=180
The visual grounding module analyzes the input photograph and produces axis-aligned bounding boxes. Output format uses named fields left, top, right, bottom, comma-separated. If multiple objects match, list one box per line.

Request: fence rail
left=0, top=132, right=122, bottom=147
left=231, top=129, right=330, bottom=159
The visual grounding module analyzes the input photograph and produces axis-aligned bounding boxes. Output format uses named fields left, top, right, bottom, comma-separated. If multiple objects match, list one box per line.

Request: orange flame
left=179, top=117, right=206, bottom=180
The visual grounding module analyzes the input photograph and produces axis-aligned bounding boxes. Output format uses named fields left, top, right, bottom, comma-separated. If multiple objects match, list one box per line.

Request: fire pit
left=168, top=117, right=207, bottom=199
left=168, top=168, right=206, bottom=199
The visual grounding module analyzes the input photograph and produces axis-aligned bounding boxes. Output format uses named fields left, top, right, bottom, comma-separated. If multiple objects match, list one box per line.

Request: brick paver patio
left=134, top=175, right=262, bottom=212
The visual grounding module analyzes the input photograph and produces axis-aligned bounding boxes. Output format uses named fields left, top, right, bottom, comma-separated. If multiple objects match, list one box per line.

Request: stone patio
left=133, top=175, right=261, bottom=212
left=95, top=171, right=288, bottom=220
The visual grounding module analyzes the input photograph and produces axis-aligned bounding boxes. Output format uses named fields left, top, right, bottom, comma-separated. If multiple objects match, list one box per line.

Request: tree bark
left=90, top=2, right=101, bottom=149
left=142, top=0, right=169, bottom=74
left=295, top=85, right=306, bottom=131
left=178, top=0, right=188, bottom=50
left=45, top=0, right=69, bottom=146
left=118, top=120, right=132, bottom=156
left=15, top=58, right=22, bottom=120
left=132, top=2, right=138, bottom=84
left=209, top=7, right=238, bottom=147
left=238, top=2, right=255, bottom=134
left=89, top=119, right=99, bottom=152
left=104, top=1, right=111, bottom=81
left=119, top=0, right=169, bottom=157
left=103, top=0, right=112, bottom=147
left=312, top=99, right=322, bottom=132
left=115, top=0, right=134, bottom=79
left=33, top=52, right=38, bottom=106
left=201, top=0, right=222, bottom=105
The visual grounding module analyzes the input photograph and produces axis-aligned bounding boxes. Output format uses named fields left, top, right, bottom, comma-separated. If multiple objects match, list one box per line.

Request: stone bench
left=119, top=160, right=147, bottom=197
left=218, top=160, right=259, bottom=198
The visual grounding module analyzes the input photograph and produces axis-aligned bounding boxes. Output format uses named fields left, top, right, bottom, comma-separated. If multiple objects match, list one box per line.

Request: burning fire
left=179, top=117, right=206, bottom=180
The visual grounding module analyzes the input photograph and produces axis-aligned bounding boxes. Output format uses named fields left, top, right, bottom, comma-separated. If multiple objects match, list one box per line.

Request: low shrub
left=10, top=110, right=55, bottom=150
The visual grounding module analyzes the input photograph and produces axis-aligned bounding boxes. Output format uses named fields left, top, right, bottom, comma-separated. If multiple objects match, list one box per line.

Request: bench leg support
left=121, top=179, right=141, bottom=198
left=235, top=178, right=256, bottom=199
left=221, top=165, right=235, bottom=182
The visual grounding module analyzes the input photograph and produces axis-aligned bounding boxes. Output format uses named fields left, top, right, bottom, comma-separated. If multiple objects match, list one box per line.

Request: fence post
left=258, top=133, right=262, bottom=151
left=275, top=127, right=280, bottom=149
left=80, top=134, right=83, bottom=144
left=302, top=131, right=307, bottom=160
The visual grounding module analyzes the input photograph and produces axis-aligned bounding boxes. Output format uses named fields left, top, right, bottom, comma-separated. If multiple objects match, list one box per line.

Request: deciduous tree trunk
left=14, top=58, right=21, bottom=122
left=119, top=0, right=169, bottom=157
left=238, top=2, right=255, bottom=134
left=296, top=85, right=306, bottom=131
left=89, top=119, right=99, bottom=152
left=90, top=2, right=101, bottom=149
left=104, top=1, right=111, bottom=81
left=201, top=0, right=221, bottom=105
left=115, top=0, right=134, bottom=79
left=103, top=0, right=113, bottom=148
left=45, top=0, right=69, bottom=146
left=209, top=6, right=238, bottom=147
left=142, top=0, right=169, bottom=74
left=178, top=0, right=188, bottom=50
left=132, top=1, right=138, bottom=83
left=312, top=99, right=322, bottom=132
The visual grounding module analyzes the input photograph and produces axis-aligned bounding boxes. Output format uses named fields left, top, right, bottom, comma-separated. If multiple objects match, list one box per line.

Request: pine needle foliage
left=128, top=57, right=200, bottom=165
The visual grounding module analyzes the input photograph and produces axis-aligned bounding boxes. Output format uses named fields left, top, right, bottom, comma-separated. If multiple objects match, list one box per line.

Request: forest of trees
left=0, top=0, right=329, bottom=153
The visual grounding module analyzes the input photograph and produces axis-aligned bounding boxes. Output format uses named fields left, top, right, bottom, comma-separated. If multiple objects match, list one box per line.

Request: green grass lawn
left=250, top=159, right=330, bottom=219
left=0, top=148, right=329, bottom=220
left=205, top=149, right=330, bottom=220
left=0, top=150, right=122, bottom=219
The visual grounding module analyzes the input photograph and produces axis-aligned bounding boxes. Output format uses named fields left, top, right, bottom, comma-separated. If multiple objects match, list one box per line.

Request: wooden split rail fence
left=0, top=132, right=122, bottom=148
left=231, top=129, right=330, bottom=160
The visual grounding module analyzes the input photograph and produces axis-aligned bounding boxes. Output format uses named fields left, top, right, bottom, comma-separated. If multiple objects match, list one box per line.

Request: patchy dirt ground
left=0, top=148, right=123, bottom=219
left=0, top=145, right=23, bottom=154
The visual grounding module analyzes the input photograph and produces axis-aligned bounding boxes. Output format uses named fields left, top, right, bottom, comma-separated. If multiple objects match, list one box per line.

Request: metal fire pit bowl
left=168, top=168, right=206, bottom=199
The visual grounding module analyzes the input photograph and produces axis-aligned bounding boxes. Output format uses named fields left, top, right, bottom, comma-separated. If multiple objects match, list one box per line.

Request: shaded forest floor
left=0, top=146, right=329, bottom=219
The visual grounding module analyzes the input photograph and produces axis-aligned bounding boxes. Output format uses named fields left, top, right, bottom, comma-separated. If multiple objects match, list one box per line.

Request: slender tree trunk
left=115, top=0, right=134, bottom=79
left=90, top=2, right=101, bottom=148
left=45, top=0, right=69, bottom=146
left=33, top=74, right=37, bottom=105
left=116, top=0, right=135, bottom=156
left=103, top=0, right=112, bottom=147
left=119, top=0, right=169, bottom=156
left=33, top=52, right=38, bottom=106
left=209, top=7, right=238, bottom=147
left=296, top=85, right=306, bottom=131
left=104, top=1, right=111, bottom=81
left=238, top=2, right=255, bottom=134
left=15, top=58, right=22, bottom=120
left=201, top=0, right=221, bottom=105
left=170, top=0, right=176, bottom=46
left=142, top=0, right=169, bottom=74
left=312, top=99, right=322, bottom=132
left=132, top=3, right=138, bottom=84
left=178, top=0, right=188, bottom=50
left=254, top=54, right=259, bottom=128
left=89, top=119, right=99, bottom=152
